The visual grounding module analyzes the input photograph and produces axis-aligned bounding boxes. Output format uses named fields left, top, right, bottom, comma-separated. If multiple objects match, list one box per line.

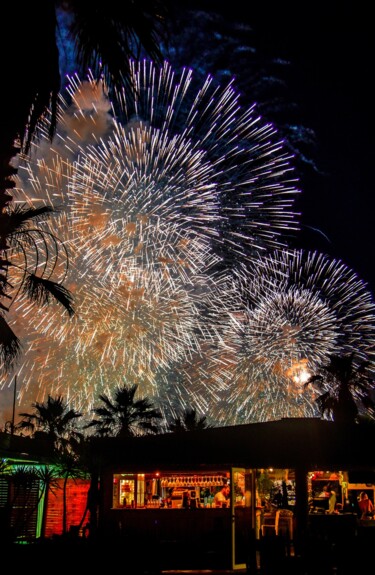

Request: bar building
left=96, top=418, right=375, bottom=570
left=1, top=417, right=375, bottom=570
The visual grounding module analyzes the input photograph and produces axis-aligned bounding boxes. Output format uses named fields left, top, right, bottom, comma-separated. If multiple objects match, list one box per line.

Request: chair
left=261, top=509, right=280, bottom=536
left=277, top=508, right=294, bottom=541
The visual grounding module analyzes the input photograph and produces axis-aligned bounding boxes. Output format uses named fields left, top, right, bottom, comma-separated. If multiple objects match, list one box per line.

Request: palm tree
left=86, top=384, right=163, bottom=438
left=35, top=465, right=61, bottom=540
left=0, top=462, right=62, bottom=543
left=16, top=395, right=85, bottom=536
left=304, top=353, right=375, bottom=424
left=168, top=407, right=212, bottom=432
left=16, top=395, right=83, bottom=452
left=1, top=1, right=169, bottom=370
left=1, top=1, right=168, bottom=200
left=54, top=451, right=88, bottom=536
left=0, top=205, right=74, bottom=373
left=73, top=435, right=103, bottom=539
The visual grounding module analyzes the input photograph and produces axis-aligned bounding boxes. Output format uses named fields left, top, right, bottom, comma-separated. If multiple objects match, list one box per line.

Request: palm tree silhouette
left=8, top=395, right=83, bottom=539
left=0, top=464, right=59, bottom=543
left=1, top=205, right=74, bottom=373
left=1, top=1, right=168, bottom=370
left=17, top=395, right=82, bottom=452
left=54, top=450, right=88, bottom=536
left=168, top=407, right=212, bottom=432
left=304, top=353, right=375, bottom=424
left=73, top=435, right=103, bottom=539
left=1, top=1, right=168, bottom=170
left=86, top=383, right=163, bottom=437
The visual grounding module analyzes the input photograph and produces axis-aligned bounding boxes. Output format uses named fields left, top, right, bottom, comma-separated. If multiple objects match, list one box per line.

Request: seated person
left=319, top=485, right=330, bottom=497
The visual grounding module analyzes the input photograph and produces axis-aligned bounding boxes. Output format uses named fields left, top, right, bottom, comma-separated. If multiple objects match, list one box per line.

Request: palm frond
left=0, top=205, right=55, bottom=236
left=60, top=409, right=83, bottom=427
left=69, top=0, right=166, bottom=97
left=0, top=266, right=12, bottom=303
left=0, top=269, right=13, bottom=302
left=0, top=315, right=22, bottom=370
left=315, top=392, right=334, bottom=416
left=22, top=274, right=74, bottom=316
left=0, top=301, right=9, bottom=311
left=16, top=419, right=36, bottom=435
left=304, top=374, right=323, bottom=389
left=96, top=394, right=116, bottom=413
left=35, top=465, right=60, bottom=494
left=0, top=258, right=11, bottom=268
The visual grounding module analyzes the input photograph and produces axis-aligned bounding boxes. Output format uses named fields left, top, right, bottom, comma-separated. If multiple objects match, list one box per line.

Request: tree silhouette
left=304, top=353, right=375, bottom=424
left=86, top=384, right=163, bottom=438
left=168, top=407, right=212, bottom=432
left=1, top=205, right=74, bottom=373
left=54, top=451, right=87, bottom=536
left=1, top=1, right=169, bottom=374
left=16, top=395, right=86, bottom=536
left=1, top=1, right=168, bottom=162
left=17, top=395, right=82, bottom=452
left=73, top=436, right=102, bottom=539
left=0, top=462, right=61, bottom=543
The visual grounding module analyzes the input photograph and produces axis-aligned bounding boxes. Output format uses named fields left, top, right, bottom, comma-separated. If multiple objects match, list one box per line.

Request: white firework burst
left=1, top=61, right=300, bottom=419
left=210, top=249, right=375, bottom=423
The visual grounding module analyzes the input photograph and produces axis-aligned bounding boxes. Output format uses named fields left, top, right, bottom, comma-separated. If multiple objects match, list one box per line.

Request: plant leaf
left=0, top=315, right=22, bottom=370
left=23, top=275, right=74, bottom=316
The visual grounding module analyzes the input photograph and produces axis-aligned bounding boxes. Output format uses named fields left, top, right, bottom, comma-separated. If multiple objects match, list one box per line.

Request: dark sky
left=244, top=4, right=374, bottom=295
left=184, top=2, right=374, bottom=295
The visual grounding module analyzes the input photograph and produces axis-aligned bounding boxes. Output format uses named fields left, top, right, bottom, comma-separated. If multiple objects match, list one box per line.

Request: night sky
left=179, top=2, right=374, bottom=294
left=246, top=4, right=374, bottom=295
left=0, top=3, right=373, bottom=425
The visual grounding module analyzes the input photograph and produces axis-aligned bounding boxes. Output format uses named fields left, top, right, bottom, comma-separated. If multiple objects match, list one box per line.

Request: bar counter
left=104, top=507, right=233, bottom=569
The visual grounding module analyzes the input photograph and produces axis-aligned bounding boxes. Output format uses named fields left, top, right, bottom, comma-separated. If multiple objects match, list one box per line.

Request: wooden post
left=294, top=465, right=309, bottom=557
left=11, top=374, right=17, bottom=435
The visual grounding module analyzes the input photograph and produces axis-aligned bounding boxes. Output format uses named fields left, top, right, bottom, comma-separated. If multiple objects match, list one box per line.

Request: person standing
left=214, top=484, right=230, bottom=508
left=182, top=490, right=191, bottom=509
left=328, top=488, right=337, bottom=514
left=358, top=492, right=374, bottom=520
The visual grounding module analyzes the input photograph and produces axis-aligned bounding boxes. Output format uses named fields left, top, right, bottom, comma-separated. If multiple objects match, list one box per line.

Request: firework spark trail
left=5, top=219, right=225, bottom=412
left=1, top=61, right=302, bottom=421
left=117, top=60, right=300, bottom=257
left=206, top=249, right=375, bottom=423
left=2, top=63, right=374, bottom=426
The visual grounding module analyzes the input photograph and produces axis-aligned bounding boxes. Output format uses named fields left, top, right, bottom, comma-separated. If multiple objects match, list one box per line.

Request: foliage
left=1, top=0, right=169, bottom=373
left=256, top=469, right=273, bottom=498
left=168, top=407, right=212, bottom=432
left=0, top=463, right=60, bottom=542
left=304, top=353, right=375, bottom=424
left=85, top=383, right=163, bottom=438
left=72, top=435, right=103, bottom=536
left=2, top=1, right=169, bottom=155
left=54, top=450, right=89, bottom=535
left=16, top=395, right=83, bottom=452
left=0, top=205, right=74, bottom=373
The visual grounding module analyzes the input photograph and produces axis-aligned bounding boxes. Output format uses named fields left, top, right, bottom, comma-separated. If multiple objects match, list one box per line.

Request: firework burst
left=209, top=249, right=375, bottom=423
left=1, top=61, right=300, bottom=419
